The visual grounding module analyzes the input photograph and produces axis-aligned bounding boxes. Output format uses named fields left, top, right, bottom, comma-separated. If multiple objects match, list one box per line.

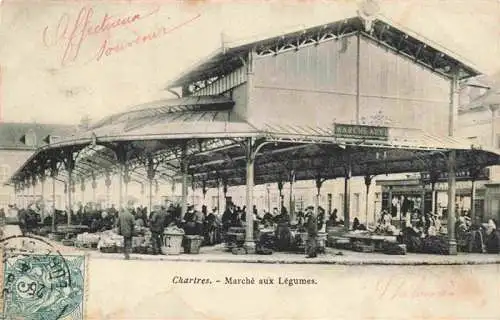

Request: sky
left=0, top=0, right=500, bottom=125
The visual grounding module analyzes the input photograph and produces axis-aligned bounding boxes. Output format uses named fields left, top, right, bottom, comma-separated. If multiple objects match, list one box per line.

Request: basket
left=161, top=232, right=184, bottom=255
left=183, top=235, right=203, bottom=254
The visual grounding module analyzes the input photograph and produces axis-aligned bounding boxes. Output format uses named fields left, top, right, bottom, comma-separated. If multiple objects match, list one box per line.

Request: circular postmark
left=0, top=235, right=85, bottom=320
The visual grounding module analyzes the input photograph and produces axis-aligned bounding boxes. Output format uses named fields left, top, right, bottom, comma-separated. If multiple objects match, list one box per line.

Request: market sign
left=334, top=124, right=389, bottom=141
left=421, top=168, right=490, bottom=183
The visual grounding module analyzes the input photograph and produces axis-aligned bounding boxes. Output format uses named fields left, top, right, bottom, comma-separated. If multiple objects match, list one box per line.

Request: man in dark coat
left=305, top=206, right=318, bottom=258
left=150, top=205, right=167, bottom=255
left=117, top=208, right=135, bottom=260
left=221, top=203, right=235, bottom=232
left=18, top=209, right=27, bottom=236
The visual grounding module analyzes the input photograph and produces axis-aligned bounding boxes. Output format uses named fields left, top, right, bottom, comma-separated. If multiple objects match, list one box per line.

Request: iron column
left=447, top=66, right=459, bottom=255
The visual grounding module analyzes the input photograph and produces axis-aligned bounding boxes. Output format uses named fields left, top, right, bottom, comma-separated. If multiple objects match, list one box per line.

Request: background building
left=455, top=73, right=500, bottom=222
left=0, top=122, right=76, bottom=210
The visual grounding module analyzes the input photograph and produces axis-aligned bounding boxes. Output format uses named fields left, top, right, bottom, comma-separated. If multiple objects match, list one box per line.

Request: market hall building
left=7, top=14, right=500, bottom=255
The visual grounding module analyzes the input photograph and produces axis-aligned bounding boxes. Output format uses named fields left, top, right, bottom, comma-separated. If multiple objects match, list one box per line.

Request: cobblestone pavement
left=3, top=226, right=500, bottom=265
left=86, top=244, right=500, bottom=265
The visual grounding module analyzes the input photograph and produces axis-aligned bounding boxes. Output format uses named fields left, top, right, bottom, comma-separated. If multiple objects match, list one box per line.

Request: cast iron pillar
left=217, top=179, right=221, bottom=214
left=13, top=183, right=19, bottom=208
left=447, top=151, right=457, bottom=255
left=446, top=65, right=459, bottom=255
left=289, top=170, right=295, bottom=221
left=91, top=173, right=97, bottom=203
left=115, top=145, right=129, bottom=211
left=49, top=161, right=58, bottom=233
left=315, top=175, right=326, bottom=232
left=63, top=149, right=76, bottom=226
left=123, top=166, right=131, bottom=208
left=191, top=176, right=196, bottom=205
left=242, top=138, right=267, bottom=253
left=420, top=184, right=426, bottom=215
left=80, top=177, right=85, bottom=205
left=146, top=156, right=158, bottom=214
left=155, top=180, right=160, bottom=206
left=31, top=176, right=36, bottom=205
left=39, top=172, right=46, bottom=220
left=429, top=170, right=440, bottom=215
left=343, top=152, right=352, bottom=231
left=244, top=137, right=256, bottom=253
left=223, top=180, right=228, bottom=202
left=387, top=186, right=393, bottom=217
left=71, top=180, right=76, bottom=214
left=277, top=180, right=284, bottom=211
left=19, top=183, right=24, bottom=208
left=202, top=180, right=207, bottom=201
left=181, top=144, right=189, bottom=220
left=364, top=175, right=373, bottom=226
left=105, top=171, right=111, bottom=208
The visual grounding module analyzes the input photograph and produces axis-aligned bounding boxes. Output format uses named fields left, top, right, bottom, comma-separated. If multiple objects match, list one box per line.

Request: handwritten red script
left=43, top=6, right=201, bottom=66
left=376, top=278, right=457, bottom=300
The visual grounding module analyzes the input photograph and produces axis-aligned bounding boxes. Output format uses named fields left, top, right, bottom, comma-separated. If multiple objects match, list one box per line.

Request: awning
left=7, top=113, right=500, bottom=189
left=261, top=123, right=482, bottom=151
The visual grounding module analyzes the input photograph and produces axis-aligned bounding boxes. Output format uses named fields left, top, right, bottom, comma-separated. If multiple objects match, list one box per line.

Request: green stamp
left=1, top=253, right=86, bottom=320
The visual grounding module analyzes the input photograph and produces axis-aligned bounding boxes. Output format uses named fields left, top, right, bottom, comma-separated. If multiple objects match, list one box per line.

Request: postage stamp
left=0, top=236, right=87, bottom=320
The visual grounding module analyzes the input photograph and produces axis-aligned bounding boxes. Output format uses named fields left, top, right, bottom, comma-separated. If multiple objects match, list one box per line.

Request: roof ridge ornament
left=357, top=0, right=380, bottom=33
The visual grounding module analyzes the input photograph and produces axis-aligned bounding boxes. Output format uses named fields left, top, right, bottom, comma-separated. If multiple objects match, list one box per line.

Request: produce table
left=225, top=227, right=246, bottom=251
left=345, top=233, right=398, bottom=252
left=290, top=231, right=327, bottom=253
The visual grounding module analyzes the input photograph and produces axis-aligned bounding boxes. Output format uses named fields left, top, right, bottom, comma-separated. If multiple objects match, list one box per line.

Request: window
left=0, top=194, right=10, bottom=207
left=296, top=195, right=304, bottom=211
left=25, top=129, right=37, bottom=147
left=0, top=165, right=10, bottom=183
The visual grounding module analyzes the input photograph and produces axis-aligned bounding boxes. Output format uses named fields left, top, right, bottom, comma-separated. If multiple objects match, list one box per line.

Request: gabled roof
left=167, top=15, right=481, bottom=89
left=0, top=122, right=76, bottom=151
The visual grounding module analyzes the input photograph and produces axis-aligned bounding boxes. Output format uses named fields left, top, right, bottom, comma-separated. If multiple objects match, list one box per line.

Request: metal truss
left=363, top=20, right=474, bottom=80
left=254, top=21, right=359, bottom=58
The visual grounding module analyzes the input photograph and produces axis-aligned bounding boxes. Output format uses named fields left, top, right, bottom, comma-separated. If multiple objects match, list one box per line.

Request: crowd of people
left=373, top=206, right=500, bottom=254
left=5, top=198, right=500, bottom=258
